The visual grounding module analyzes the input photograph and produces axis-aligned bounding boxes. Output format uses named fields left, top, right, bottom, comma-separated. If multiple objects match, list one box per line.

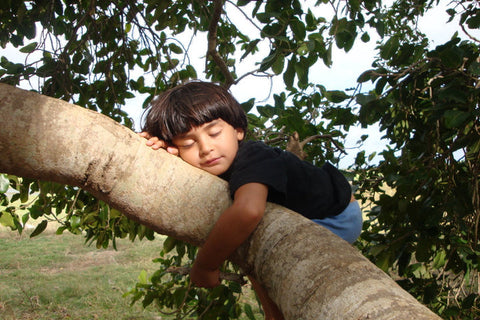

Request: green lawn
left=0, top=224, right=263, bottom=320
left=0, top=226, right=168, bottom=320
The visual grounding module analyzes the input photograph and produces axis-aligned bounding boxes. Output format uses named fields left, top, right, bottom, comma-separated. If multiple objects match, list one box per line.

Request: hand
left=190, top=261, right=221, bottom=288
left=138, top=132, right=179, bottom=156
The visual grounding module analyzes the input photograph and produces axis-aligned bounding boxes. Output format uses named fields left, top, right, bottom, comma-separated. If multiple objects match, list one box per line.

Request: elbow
left=233, top=203, right=265, bottom=229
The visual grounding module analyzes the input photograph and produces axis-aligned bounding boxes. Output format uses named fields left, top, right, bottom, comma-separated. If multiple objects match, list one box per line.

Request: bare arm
left=190, top=182, right=268, bottom=288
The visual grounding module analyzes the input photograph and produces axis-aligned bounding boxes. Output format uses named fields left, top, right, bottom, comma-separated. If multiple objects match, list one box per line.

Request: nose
left=198, top=137, right=213, bottom=156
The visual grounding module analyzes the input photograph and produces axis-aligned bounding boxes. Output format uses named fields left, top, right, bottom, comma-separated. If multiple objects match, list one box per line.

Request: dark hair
left=142, top=81, right=248, bottom=142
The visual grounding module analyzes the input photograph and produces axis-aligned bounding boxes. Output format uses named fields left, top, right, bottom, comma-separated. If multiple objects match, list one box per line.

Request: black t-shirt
left=219, top=140, right=352, bottom=219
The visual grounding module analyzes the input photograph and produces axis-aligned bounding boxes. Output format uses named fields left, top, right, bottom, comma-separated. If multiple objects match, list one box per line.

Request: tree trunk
left=0, top=84, right=440, bottom=319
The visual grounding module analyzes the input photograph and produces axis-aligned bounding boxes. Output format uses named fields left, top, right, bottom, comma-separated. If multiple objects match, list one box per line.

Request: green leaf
left=241, top=98, right=255, bottom=113
left=20, top=186, right=29, bottom=203
left=210, top=285, right=226, bottom=298
left=415, top=239, right=432, bottom=262
left=228, top=281, right=242, bottom=293
left=70, top=215, right=81, bottom=229
left=462, top=294, right=477, bottom=309
left=290, top=19, right=306, bottom=40
left=360, top=32, right=370, bottom=43
left=469, top=60, right=480, bottom=76
left=376, top=250, right=392, bottom=272
left=186, top=64, right=197, bottom=78
left=466, top=12, right=480, bottom=29
left=30, top=220, right=48, bottom=238
left=357, top=70, right=372, bottom=83
left=257, top=105, right=275, bottom=118
left=332, top=18, right=357, bottom=52
left=375, top=77, right=388, bottom=95
left=325, top=90, right=349, bottom=103
left=19, top=42, right=37, bottom=53
left=271, top=54, right=285, bottom=75
left=137, top=269, right=148, bottom=285
left=244, top=304, right=256, bottom=320
left=438, top=45, right=463, bottom=68
left=306, top=9, right=316, bottom=29
left=125, top=23, right=132, bottom=33
left=380, top=36, right=399, bottom=60
left=28, top=205, right=43, bottom=219
left=283, top=57, right=296, bottom=88
left=0, top=174, right=9, bottom=193
left=0, top=211, right=15, bottom=228
left=163, top=236, right=177, bottom=253
left=295, top=59, right=309, bottom=88
left=240, top=39, right=260, bottom=60
left=173, top=287, right=187, bottom=307
left=142, top=291, right=155, bottom=308
left=468, top=139, right=480, bottom=156
left=375, top=20, right=385, bottom=38
left=432, top=249, right=447, bottom=269
left=169, top=43, right=183, bottom=54
left=259, top=52, right=277, bottom=72
left=444, top=110, right=470, bottom=128
left=322, top=43, right=332, bottom=67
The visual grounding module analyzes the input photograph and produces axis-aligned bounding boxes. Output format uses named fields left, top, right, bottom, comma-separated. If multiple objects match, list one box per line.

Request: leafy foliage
left=355, top=34, right=480, bottom=318
left=1, top=0, right=479, bottom=318
left=125, top=237, right=258, bottom=319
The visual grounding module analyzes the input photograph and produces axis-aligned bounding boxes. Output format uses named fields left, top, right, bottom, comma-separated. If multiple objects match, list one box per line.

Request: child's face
left=172, top=119, right=244, bottom=176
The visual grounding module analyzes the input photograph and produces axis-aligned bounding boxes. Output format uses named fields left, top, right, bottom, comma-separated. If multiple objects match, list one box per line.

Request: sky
left=2, top=1, right=474, bottom=167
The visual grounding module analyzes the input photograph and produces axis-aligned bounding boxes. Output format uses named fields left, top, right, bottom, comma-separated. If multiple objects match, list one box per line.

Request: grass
left=0, top=223, right=263, bottom=320
left=0, top=225, right=166, bottom=320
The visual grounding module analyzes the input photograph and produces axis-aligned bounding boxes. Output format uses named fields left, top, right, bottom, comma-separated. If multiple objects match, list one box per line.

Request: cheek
left=179, top=150, right=199, bottom=166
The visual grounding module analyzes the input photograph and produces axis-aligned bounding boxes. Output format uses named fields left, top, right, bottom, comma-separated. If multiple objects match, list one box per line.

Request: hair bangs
left=142, top=81, right=248, bottom=142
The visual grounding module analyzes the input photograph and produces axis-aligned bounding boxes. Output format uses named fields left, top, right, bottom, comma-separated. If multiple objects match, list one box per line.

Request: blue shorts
left=311, top=201, right=362, bottom=244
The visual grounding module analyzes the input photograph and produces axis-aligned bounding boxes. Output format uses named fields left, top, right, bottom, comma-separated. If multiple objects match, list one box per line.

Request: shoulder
left=233, top=140, right=287, bottom=173
left=225, top=140, right=287, bottom=194
left=236, top=140, right=282, bottom=162
left=238, top=140, right=279, bottom=153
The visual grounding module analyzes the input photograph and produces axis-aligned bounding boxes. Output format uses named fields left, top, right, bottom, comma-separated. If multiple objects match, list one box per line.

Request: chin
left=205, top=168, right=225, bottom=176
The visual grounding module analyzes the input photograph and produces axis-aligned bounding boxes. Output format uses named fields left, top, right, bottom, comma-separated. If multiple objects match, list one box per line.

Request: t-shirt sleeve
left=228, top=142, right=287, bottom=198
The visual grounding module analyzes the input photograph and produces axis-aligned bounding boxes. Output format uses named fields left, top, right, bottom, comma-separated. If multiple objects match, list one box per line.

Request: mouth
left=203, top=157, right=222, bottom=166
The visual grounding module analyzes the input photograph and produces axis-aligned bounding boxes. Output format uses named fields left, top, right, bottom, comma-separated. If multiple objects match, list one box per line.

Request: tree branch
left=207, top=0, right=235, bottom=87
left=287, top=132, right=347, bottom=160
left=300, top=134, right=347, bottom=155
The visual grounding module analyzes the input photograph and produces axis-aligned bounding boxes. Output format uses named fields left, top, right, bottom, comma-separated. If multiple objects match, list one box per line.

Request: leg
left=248, top=276, right=285, bottom=320
left=311, top=200, right=362, bottom=244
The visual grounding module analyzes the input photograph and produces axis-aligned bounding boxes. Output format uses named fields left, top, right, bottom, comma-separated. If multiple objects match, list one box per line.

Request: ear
left=236, top=128, right=245, bottom=141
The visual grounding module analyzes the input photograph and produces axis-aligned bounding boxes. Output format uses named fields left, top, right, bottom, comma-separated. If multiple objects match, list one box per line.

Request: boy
left=140, top=81, right=362, bottom=320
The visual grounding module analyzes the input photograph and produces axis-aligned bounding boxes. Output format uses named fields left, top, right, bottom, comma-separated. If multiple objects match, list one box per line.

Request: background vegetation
left=1, top=0, right=479, bottom=318
left=0, top=224, right=262, bottom=319
left=0, top=224, right=164, bottom=320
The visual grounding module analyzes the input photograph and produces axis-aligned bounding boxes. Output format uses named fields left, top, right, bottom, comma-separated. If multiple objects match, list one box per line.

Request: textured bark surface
left=0, top=84, right=440, bottom=319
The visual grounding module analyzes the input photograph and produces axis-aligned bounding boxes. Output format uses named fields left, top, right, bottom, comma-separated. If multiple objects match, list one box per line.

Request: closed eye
left=177, top=139, right=195, bottom=149
left=179, top=143, right=194, bottom=149
left=210, top=130, right=221, bottom=137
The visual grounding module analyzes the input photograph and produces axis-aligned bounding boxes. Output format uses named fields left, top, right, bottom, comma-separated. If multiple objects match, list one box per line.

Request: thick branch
left=0, top=84, right=441, bottom=320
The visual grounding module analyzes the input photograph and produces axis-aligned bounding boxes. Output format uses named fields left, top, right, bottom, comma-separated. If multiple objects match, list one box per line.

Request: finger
left=138, top=131, right=151, bottom=139
left=166, top=146, right=179, bottom=156
left=146, top=136, right=161, bottom=146
left=151, top=139, right=167, bottom=150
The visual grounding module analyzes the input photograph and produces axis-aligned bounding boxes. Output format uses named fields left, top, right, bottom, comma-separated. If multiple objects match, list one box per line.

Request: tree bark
left=0, top=84, right=440, bottom=319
